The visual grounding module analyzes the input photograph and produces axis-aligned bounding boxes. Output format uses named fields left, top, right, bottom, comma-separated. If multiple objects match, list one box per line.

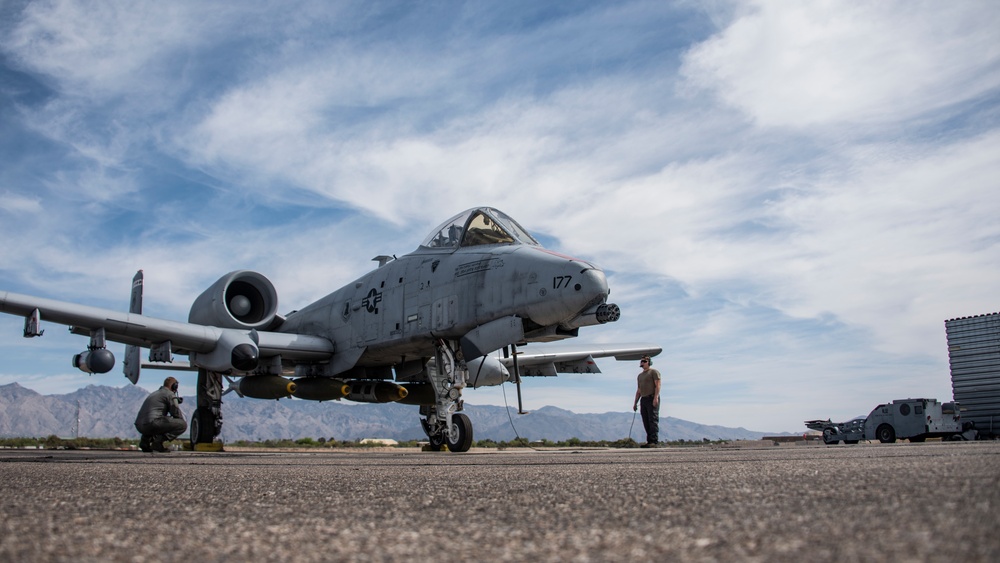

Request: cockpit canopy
left=422, top=207, right=541, bottom=249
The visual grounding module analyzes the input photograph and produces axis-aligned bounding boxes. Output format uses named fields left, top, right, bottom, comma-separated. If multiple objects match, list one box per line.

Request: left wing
left=500, top=343, right=661, bottom=376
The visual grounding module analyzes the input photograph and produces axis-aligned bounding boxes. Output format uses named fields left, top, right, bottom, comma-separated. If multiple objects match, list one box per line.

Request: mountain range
left=0, top=383, right=779, bottom=442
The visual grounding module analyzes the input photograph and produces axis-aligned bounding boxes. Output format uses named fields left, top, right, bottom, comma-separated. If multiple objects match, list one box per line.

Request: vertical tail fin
left=123, top=270, right=143, bottom=384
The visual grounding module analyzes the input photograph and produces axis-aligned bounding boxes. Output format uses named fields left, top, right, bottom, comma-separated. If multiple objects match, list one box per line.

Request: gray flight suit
left=134, top=386, right=187, bottom=447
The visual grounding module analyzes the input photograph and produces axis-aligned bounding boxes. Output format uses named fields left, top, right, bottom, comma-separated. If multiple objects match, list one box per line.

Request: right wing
left=0, top=290, right=334, bottom=373
left=501, top=343, right=661, bottom=376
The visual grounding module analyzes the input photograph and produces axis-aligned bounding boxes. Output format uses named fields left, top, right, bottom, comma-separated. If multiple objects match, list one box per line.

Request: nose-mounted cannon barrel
left=562, top=302, right=621, bottom=330
left=595, top=303, right=620, bottom=323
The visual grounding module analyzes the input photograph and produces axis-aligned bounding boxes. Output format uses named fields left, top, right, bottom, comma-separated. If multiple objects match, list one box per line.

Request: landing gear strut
left=191, top=368, right=223, bottom=446
left=420, top=340, right=474, bottom=452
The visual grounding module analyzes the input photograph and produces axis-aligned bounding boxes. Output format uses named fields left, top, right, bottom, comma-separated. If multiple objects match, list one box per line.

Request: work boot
left=151, top=436, right=170, bottom=453
left=139, top=435, right=153, bottom=453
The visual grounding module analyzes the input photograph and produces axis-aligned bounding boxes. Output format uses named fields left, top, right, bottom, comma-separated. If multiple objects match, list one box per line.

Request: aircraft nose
left=556, top=267, right=619, bottom=329
left=575, top=266, right=613, bottom=309
left=576, top=266, right=609, bottom=297
left=522, top=253, right=612, bottom=327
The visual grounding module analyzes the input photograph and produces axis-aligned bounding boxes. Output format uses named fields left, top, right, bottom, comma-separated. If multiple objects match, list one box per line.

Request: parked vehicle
left=805, top=398, right=975, bottom=444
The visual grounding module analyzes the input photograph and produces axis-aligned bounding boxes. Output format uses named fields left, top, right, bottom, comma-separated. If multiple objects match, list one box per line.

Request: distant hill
left=0, top=383, right=778, bottom=442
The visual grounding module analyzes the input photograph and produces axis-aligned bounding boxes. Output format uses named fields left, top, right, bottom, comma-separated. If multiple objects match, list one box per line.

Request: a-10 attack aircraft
left=0, top=207, right=660, bottom=452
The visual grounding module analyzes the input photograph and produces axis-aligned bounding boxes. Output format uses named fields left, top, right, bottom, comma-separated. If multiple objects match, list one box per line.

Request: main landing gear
left=420, top=340, right=474, bottom=452
left=190, top=368, right=224, bottom=447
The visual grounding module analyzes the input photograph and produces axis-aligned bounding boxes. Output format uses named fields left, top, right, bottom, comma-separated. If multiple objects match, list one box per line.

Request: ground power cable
left=497, top=351, right=540, bottom=451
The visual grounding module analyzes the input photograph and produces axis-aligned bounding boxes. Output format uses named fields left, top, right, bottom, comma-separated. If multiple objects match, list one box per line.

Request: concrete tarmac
left=1, top=441, right=998, bottom=562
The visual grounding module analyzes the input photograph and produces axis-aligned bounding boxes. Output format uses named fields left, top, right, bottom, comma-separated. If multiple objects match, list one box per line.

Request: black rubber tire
left=422, top=416, right=446, bottom=451
left=190, top=408, right=216, bottom=446
left=427, top=433, right=445, bottom=451
left=876, top=424, right=896, bottom=444
left=446, top=413, right=474, bottom=453
left=189, top=410, right=201, bottom=447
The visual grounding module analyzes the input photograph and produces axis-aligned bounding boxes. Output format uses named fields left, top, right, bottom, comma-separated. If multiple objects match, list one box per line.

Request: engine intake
left=189, top=271, right=279, bottom=330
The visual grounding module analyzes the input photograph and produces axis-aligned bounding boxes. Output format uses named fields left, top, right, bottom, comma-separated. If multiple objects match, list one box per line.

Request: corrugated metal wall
left=946, top=312, right=1000, bottom=437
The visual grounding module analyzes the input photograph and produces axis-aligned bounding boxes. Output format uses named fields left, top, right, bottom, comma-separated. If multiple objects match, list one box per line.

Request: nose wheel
left=446, top=413, right=473, bottom=452
left=422, top=411, right=474, bottom=452
left=419, top=340, right=474, bottom=452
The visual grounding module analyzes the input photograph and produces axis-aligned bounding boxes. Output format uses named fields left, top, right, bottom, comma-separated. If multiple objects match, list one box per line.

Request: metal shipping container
left=946, top=312, right=1000, bottom=437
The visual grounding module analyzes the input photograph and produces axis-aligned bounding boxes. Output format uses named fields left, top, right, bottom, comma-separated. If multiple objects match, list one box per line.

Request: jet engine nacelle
left=189, top=329, right=260, bottom=374
left=73, top=349, right=115, bottom=374
left=188, top=270, right=280, bottom=330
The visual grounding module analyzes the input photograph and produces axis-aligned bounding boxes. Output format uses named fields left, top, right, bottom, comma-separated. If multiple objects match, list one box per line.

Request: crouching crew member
left=135, top=377, right=187, bottom=452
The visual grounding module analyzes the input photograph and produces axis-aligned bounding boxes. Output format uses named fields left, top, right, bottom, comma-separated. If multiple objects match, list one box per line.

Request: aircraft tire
left=447, top=413, right=473, bottom=453
left=876, top=424, right=896, bottom=444
left=427, top=434, right=445, bottom=451
left=190, top=408, right=216, bottom=445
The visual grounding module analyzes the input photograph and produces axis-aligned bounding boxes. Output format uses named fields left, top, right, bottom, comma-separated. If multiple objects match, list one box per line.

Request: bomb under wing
left=346, top=380, right=408, bottom=403
left=399, top=383, right=436, bottom=406
left=237, top=375, right=296, bottom=399
left=292, top=377, right=351, bottom=401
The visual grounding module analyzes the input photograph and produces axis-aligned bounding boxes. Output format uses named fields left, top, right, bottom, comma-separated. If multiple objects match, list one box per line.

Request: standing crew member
left=632, top=355, right=661, bottom=447
left=135, top=376, right=187, bottom=452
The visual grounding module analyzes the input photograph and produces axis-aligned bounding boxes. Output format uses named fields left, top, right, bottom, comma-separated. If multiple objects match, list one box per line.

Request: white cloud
left=0, top=192, right=42, bottom=213
left=681, top=0, right=1000, bottom=128
left=4, top=2, right=239, bottom=99
left=762, top=132, right=1000, bottom=354
left=1, top=1, right=998, bottom=433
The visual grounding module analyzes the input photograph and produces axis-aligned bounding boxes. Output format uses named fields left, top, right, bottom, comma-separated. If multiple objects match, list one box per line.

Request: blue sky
left=1, top=1, right=998, bottom=433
